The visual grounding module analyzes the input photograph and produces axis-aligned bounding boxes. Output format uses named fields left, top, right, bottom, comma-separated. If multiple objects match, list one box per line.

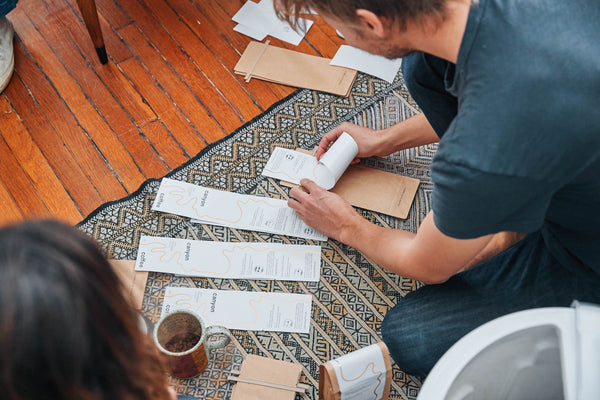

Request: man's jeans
left=380, top=52, right=600, bottom=377
left=0, top=0, right=17, bottom=18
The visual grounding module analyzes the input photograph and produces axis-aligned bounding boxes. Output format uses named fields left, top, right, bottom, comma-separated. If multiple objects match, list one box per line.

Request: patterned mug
left=153, top=309, right=231, bottom=378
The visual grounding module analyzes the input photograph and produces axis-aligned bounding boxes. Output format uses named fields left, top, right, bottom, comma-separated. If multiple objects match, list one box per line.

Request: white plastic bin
left=417, top=302, right=600, bottom=400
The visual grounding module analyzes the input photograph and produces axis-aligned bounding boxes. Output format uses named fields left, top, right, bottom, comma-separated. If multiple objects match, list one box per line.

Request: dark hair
left=0, top=220, right=171, bottom=400
left=274, top=0, right=448, bottom=31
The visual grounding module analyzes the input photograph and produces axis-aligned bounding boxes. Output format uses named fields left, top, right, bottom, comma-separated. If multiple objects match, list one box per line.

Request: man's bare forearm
left=339, top=212, right=494, bottom=284
left=379, top=113, right=440, bottom=154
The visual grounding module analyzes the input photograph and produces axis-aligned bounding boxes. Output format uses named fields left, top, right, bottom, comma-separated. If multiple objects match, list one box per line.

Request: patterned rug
left=78, top=71, right=437, bottom=400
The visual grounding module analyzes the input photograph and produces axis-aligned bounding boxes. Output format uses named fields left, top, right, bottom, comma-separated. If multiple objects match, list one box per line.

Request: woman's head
left=0, top=220, right=172, bottom=400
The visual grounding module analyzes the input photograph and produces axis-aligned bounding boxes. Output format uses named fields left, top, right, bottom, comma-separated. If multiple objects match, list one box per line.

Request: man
left=0, top=0, right=16, bottom=92
left=275, top=0, right=600, bottom=376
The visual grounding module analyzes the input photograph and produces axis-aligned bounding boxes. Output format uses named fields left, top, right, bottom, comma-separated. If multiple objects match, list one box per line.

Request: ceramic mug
left=153, top=309, right=231, bottom=378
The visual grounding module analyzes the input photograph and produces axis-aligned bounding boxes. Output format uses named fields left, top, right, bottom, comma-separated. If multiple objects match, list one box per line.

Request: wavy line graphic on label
left=162, top=183, right=287, bottom=223
left=164, top=291, right=309, bottom=328
left=262, top=166, right=318, bottom=183
left=164, top=292, right=194, bottom=310
left=141, top=241, right=184, bottom=266
left=332, top=359, right=384, bottom=400
left=140, top=240, right=225, bottom=275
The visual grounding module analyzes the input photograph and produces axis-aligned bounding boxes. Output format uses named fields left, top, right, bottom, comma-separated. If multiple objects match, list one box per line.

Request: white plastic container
left=417, top=302, right=600, bottom=400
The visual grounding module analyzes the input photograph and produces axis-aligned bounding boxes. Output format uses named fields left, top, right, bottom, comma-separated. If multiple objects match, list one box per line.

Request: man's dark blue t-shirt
left=431, top=0, right=600, bottom=277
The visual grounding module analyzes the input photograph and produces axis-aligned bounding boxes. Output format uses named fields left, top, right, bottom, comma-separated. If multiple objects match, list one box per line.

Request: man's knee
left=381, top=293, right=443, bottom=377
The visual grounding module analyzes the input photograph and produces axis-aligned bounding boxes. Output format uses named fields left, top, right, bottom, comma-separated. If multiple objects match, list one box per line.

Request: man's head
left=274, top=0, right=448, bottom=59
left=274, top=0, right=447, bottom=30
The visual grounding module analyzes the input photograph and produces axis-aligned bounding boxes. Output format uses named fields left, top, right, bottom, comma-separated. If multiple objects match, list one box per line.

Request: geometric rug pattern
left=78, top=71, right=436, bottom=400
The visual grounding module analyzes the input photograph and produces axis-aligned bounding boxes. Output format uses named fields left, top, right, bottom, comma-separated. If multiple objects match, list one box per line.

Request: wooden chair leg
left=75, top=0, right=108, bottom=64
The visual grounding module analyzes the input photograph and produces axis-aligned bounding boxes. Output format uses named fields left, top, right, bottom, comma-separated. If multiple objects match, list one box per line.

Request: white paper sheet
left=330, top=45, right=402, bottom=83
left=152, top=178, right=326, bottom=241
left=261, top=132, right=358, bottom=189
left=232, top=2, right=270, bottom=38
left=331, top=344, right=388, bottom=400
left=233, top=23, right=267, bottom=41
left=135, top=235, right=321, bottom=281
left=232, top=0, right=312, bottom=46
left=162, top=287, right=312, bottom=333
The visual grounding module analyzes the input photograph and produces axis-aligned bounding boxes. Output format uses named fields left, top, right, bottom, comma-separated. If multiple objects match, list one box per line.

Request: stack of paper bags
left=235, top=41, right=358, bottom=97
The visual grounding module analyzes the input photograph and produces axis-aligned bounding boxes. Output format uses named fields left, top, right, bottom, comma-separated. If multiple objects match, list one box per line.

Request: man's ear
left=355, top=9, right=388, bottom=38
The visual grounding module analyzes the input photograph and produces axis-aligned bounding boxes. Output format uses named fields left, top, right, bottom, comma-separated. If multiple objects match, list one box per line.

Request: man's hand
left=289, top=184, right=495, bottom=282
left=316, top=114, right=441, bottom=162
left=315, top=122, right=386, bottom=162
left=287, top=179, right=361, bottom=241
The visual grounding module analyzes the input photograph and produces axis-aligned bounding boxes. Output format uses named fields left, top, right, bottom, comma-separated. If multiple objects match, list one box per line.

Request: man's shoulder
left=462, top=0, right=600, bottom=90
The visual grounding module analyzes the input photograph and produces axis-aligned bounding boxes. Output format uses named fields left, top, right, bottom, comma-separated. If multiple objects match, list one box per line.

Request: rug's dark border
left=77, top=88, right=305, bottom=227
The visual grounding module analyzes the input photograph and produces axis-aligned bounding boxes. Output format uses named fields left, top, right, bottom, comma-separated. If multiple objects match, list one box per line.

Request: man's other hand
left=316, top=122, right=386, bottom=162
left=287, top=178, right=360, bottom=241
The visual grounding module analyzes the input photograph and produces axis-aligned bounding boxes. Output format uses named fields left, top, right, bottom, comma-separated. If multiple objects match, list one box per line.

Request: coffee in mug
left=153, top=309, right=231, bottom=378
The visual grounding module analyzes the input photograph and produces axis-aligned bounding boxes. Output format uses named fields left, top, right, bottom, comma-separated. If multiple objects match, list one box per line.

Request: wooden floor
left=0, top=0, right=344, bottom=226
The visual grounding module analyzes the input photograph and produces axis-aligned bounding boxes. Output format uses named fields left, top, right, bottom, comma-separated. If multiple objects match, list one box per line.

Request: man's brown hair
left=274, top=0, right=448, bottom=31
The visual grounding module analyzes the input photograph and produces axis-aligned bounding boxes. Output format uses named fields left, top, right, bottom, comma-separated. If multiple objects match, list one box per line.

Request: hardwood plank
left=16, top=4, right=146, bottom=193
left=165, top=0, right=283, bottom=111
left=140, top=120, right=189, bottom=170
left=9, top=28, right=128, bottom=201
left=2, top=0, right=347, bottom=224
left=96, top=15, right=136, bottom=64
left=54, top=0, right=156, bottom=126
left=304, top=19, right=346, bottom=59
left=0, top=101, right=82, bottom=223
left=118, top=56, right=206, bottom=157
left=0, top=95, right=11, bottom=113
left=36, top=2, right=169, bottom=179
left=62, top=11, right=153, bottom=126
left=92, top=0, right=131, bottom=30
left=197, top=0, right=295, bottom=100
left=0, top=180, right=24, bottom=227
left=143, top=0, right=260, bottom=126
left=113, top=0, right=237, bottom=139
left=3, top=71, right=104, bottom=217
left=0, top=133, right=49, bottom=220
left=52, top=7, right=141, bottom=97
left=116, top=23, right=229, bottom=144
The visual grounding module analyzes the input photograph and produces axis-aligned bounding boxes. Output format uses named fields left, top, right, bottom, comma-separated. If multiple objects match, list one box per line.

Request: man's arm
left=289, top=179, right=493, bottom=283
left=316, top=113, right=440, bottom=160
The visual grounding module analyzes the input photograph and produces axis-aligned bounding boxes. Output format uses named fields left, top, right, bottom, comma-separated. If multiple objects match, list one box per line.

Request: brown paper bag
left=319, top=342, right=392, bottom=400
left=108, top=259, right=148, bottom=310
left=231, top=354, right=304, bottom=400
left=235, top=41, right=357, bottom=97
left=280, top=150, right=420, bottom=219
